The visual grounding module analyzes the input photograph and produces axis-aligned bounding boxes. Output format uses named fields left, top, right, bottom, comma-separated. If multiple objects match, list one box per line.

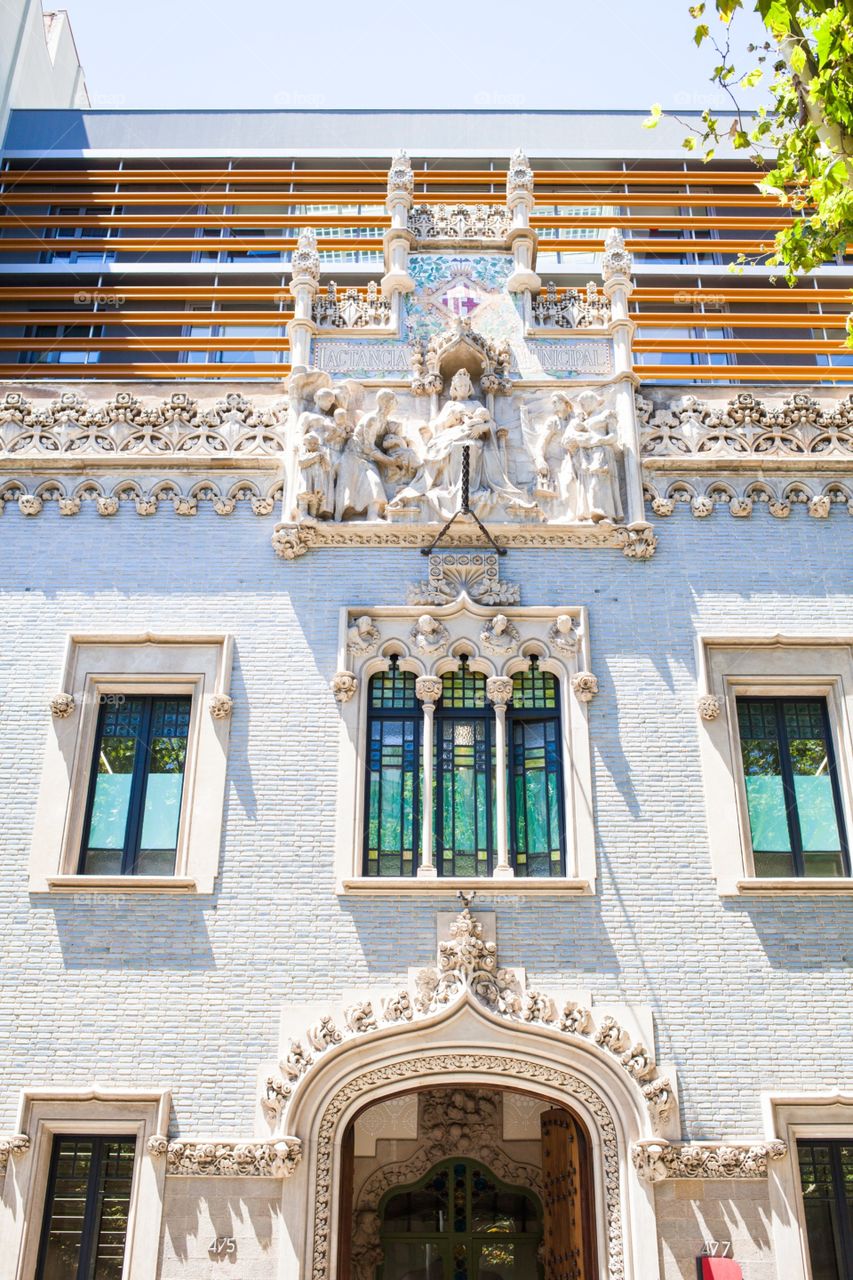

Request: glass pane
left=441, top=665, right=487, bottom=710
left=137, top=697, right=191, bottom=873
left=370, top=664, right=418, bottom=710
left=511, top=717, right=563, bottom=878
left=798, top=1142, right=847, bottom=1280
left=384, top=1169, right=449, bottom=1234
left=38, top=1138, right=92, bottom=1280
left=438, top=719, right=493, bottom=877
left=83, top=699, right=146, bottom=874
left=381, top=1241, right=447, bottom=1280
left=737, top=700, right=792, bottom=857
left=91, top=1141, right=136, bottom=1280
left=471, top=1168, right=539, bottom=1233
left=511, top=667, right=558, bottom=710
left=785, top=701, right=844, bottom=866
left=365, top=710, right=419, bottom=878
left=475, top=1240, right=542, bottom=1278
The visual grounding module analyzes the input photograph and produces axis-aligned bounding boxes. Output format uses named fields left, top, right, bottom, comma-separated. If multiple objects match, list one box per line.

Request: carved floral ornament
left=261, top=905, right=673, bottom=1139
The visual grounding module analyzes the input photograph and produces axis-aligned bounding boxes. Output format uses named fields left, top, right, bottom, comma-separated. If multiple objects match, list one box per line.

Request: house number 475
left=209, top=1237, right=236, bottom=1257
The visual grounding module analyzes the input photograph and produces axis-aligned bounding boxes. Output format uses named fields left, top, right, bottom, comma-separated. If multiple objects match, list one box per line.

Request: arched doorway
left=378, top=1156, right=543, bottom=1279
left=343, top=1087, right=597, bottom=1279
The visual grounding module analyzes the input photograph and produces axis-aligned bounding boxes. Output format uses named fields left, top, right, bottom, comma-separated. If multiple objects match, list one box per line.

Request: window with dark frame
left=363, top=657, right=566, bottom=879
left=79, top=694, right=192, bottom=877
left=36, top=1134, right=136, bottom=1280
left=736, top=696, right=849, bottom=878
left=798, top=1139, right=853, bottom=1280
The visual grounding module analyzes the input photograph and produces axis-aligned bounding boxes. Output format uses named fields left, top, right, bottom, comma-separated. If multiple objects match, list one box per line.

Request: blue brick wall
left=0, top=503, right=851, bottom=1139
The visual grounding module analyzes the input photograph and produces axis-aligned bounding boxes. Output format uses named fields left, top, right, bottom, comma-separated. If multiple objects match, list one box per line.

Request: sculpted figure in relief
left=410, top=614, right=450, bottom=658
left=564, top=390, right=623, bottom=522
left=293, top=386, right=348, bottom=520
left=335, top=389, right=403, bottom=521
left=479, top=613, right=520, bottom=657
left=347, top=615, right=380, bottom=658
left=388, top=369, right=535, bottom=522
left=529, top=390, right=578, bottom=519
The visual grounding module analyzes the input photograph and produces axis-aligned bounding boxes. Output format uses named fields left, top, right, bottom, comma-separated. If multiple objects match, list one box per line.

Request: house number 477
left=209, top=1237, right=236, bottom=1257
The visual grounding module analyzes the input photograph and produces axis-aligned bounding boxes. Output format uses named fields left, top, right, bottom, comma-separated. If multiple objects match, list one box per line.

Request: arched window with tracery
left=508, top=661, right=565, bottom=878
left=364, top=658, right=421, bottom=877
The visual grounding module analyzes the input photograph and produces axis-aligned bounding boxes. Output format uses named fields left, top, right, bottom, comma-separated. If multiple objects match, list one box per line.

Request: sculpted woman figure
left=335, top=389, right=400, bottom=522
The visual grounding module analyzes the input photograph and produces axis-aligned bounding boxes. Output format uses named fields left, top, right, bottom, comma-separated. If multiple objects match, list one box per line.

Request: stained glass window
left=508, top=664, right=565, bottom=877
left=379, top=1158, right=542, bottom=1280
left=80, top=695, right=191, bottom=876
left=798, top=1140, right=853, bottom=1279
left=737, top=697, right=848, bottom=878
left=435, top=662, right=495, bottom=877
left=364, top=661, right=420, bottom=876
left=36, top=1135, right=136, bottom=1280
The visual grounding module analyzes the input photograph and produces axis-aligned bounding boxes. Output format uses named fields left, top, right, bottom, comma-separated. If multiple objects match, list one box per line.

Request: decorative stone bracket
left=0, top=1133, right=30, bottom=1172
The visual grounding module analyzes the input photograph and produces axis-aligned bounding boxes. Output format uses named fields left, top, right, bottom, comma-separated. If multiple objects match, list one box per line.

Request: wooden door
left=540, top=1107, right=589, bottom=1280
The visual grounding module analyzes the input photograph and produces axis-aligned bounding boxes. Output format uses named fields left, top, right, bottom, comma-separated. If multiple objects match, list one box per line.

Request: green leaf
left=683, top=136, right=699, bottom=150
left=695, top=22, right=710, bottom=43
left=688, top=2, right=705, bottom=16
left=643, top=103, right=663, bottom=129
left=789, top=43, right=806, bottom=73
left=762, top=0, right=792, bottom=34
left=742, top=67, right=764, bottom=88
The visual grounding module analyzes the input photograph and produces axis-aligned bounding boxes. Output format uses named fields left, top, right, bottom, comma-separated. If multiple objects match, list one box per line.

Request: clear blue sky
left=59, top=0, right=769, bottom=113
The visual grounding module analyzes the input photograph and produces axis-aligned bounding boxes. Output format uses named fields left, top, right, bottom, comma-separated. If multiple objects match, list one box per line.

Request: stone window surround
left=30, top=634, right=233, bottom=895
left=0, top=1086, right=170, bottom=1280
left=334, top=602, right=596, bottom=895
left=696, top=635, right=853, bottom=896
left=763, top=1092, right=853, bottom=1280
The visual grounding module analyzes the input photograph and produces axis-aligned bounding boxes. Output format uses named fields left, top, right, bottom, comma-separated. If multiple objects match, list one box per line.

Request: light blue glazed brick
left=0, top=503, right=850, bottom=1138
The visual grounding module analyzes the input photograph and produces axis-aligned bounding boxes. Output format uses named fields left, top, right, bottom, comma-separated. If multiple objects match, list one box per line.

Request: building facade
left=0, top=106, right=852, bottom=1280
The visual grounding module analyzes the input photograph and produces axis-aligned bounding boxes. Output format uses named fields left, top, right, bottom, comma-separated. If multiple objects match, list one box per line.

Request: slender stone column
left=415, top=676, right=442, bottom=878
left=602, top=227, right=644, bottom=524
left=487, top=675, right=515, bottom=879
left=381, top=149, right=416, bottom=297
left=286, top=228, right=320, bottom=370
left=505, top=149, right=541, bottom=295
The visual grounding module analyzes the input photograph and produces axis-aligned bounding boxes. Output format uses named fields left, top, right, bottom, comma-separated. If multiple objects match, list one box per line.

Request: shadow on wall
left=33, top=894, right=216, bottom=970
left=161, top=1176, right=280, bottom=1267
left=722, top=895, right=853, bottom=973
left=655, top=1182, right=774, bottom=1276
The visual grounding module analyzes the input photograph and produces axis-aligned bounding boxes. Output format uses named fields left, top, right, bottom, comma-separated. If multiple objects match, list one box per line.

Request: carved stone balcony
left=407, top=203, right=511, bottom=242
left=312, top=281, right=393, bottom=330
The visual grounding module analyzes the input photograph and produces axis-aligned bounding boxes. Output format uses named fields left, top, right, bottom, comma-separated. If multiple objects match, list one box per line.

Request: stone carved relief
left=50, top=692, right=75, bottom=718
left=641, top=391, right=853, bottom=458
left=547, top=614, right=579, bottom=655
left=331, top=671, right=358, bottom=703
left=407, top=553, right=521, bottom=606
left=313, top=281, right=392, bottom=329
left=408, top=204, right=511, bottom=241
left=309, top=1053, right=625, bottom=1280
left=161, top=1138, right=302, bottom=1178
left=410, top=320, right=512, bottom=399
left=601, top=227, right=632, bottom=281
left=208, top=694, right=233, bottom=720
left=643, top=476, right=853, bottom=521
left=523, top=388, right=623, bottom=523
left=347, top=616, right=381, bottom=658
left=479, top=613, right=520, bottom=657
left=531, top=281, right=611, bottom=329
left=351, top=1089, right=542, bottom=1280
left=387, top=149, right=415, bottom=196
left=409, top=614, right=451, bottom=658
left=0, top=475, right=283, bottom=519
left=631, top=1139, right=788, bottom=1183
left=262, top=906, right=674, bottom=1137
left=0, top=1134, right=30, bottom=1172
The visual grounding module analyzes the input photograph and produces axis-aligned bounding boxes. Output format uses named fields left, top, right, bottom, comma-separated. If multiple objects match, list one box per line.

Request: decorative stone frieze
left=697, top=694, right=721, bottom=721
left=262, top=905, right=674, bottom=1132
left=531, top=281, right=611, bottom=329
left=164, top=1138, right=302, bottom=1178
left=209, top=693, right=233, bottom=720
left=632, top=1138, right=788, bottom=1183
left=644, top=477, right=853, bottom=521
left=408, top=203, right=511, bottom=241
left=407, top=553, right=521, bottom=606
left=271, top=519, right=658, bottom=558
left=313, top=281, right=392, bottom=329
left=571, top=671, right=599, bottom=702
left=49, top=692, right=75, bottom=719
left=330, top=671, right=358, bottom=703
left=1, top=477, right=284, bottom=520
left=641, top=390, right=853, bottom=459
left=0, top=1134, right=30, bottom=1171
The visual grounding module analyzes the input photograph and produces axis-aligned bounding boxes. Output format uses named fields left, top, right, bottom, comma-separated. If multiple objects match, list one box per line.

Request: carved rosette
left=331, top=671, right=358, bottom=703
left=415, top=675, right=443, bottom=704
left=165, top=1138, right=302, bottom=1178
left=486, top=675, right=514, bottom=706
left=571, top=671, right=599, bottom=702
left=387, top=149, right=414, bottom=197
left=50, top=692, right=76, bottom=719
left=632, top=1138, right=788, bottom=1183
left=209, top=693, right=233, bottom=720
left=697, top=694, right=721, bottom=721
left=506, top=148, right=534, bottom=198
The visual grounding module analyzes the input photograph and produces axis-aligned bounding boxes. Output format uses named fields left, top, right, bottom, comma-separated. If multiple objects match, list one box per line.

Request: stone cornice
left=149, top=1136, right=302, bottom=1177
left=632, top=1138, right=788, bottom=1182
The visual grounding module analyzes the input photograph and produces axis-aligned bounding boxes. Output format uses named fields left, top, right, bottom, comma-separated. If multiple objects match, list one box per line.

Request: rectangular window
left=798, top=1140, right=853, bottom=1279
left=36, top=1135, right=136, bottom=1280
left=364, top=664, right=420, bottom=877
left=737, top=697, right=849, bottom=878
left=79, top=694, right=191, bottom=876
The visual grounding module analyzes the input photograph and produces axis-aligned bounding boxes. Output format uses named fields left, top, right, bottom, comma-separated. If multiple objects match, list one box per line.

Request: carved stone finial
left=50, top=692, right=75, bottom=719
left=506, top=148, right=534, bottom=198
left=387, top=149, right=414, bottom=196
left=291, top=228, right=321, bottom=283
left=209, top=693, right=233, bottom=720
left=601, top=226, right=632, bottom=282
